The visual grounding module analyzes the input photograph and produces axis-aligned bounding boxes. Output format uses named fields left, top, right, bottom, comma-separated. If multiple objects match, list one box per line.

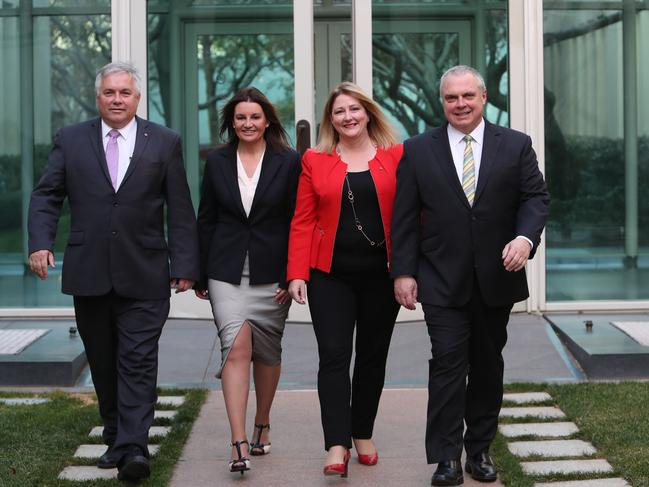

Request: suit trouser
left=422, top=280, right=511, bottom=464
left=307, top=269, right=400, bottom=450
left=74, top=292, right=170, bottom=460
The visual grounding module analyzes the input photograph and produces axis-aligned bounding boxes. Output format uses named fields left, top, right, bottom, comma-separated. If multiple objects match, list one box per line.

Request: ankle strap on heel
left=231, top=440, right=249, bottom=459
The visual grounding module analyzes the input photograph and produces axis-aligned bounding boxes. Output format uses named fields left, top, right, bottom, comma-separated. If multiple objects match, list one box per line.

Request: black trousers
left=74, top=291, right=170, bottom=459
left=422, top=281, right=511, bottom=464
left=307, top=269, right=400, bottom=450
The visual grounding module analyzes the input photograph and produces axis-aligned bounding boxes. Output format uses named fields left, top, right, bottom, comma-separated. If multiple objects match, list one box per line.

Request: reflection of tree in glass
left=49, top=15, right=111, bottom=131
left=543, top=11, right=623, bottom=243
left=367, top=12, right=509, bottom=138
left=198, top=34, right=294, bottom=147
left=372, top=32, right=457, bottom=136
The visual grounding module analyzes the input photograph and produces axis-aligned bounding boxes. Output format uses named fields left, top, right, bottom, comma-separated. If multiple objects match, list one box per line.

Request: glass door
left=183, top=22, right=295, bottom=205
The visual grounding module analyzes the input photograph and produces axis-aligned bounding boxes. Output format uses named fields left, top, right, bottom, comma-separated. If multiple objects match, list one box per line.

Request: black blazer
left=390, top=121, right=550, bottom=307
left=196, top=143, right=301, bottom=290
left=28, top=117, right=200, bottom=300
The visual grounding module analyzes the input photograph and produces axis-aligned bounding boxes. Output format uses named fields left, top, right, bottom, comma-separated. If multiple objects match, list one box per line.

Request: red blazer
left=287, top=144, right=403, bottom=281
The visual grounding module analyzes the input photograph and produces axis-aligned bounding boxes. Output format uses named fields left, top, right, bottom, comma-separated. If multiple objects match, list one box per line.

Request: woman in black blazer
left=195, top=87, right=300, bottom=474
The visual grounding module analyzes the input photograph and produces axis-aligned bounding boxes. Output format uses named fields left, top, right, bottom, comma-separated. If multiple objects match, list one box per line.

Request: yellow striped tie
left=462, top=134, right=476, bottom=205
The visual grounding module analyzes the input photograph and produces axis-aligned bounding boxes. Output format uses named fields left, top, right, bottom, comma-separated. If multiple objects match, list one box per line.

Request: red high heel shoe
left=357, top=451, right=379, bottom=466
left=323, top=449, right=351, bottom=477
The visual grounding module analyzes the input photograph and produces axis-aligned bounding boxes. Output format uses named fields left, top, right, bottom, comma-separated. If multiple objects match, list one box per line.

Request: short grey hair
left=439, top=65, right=486, bottom=97
left=95, top=61, right=142, bottom=95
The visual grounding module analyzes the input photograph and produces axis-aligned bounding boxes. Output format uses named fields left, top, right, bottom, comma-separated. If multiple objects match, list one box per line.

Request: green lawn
left=0, top=389, right=206, bottom=487
left=494, top=382, right=649, bottom=487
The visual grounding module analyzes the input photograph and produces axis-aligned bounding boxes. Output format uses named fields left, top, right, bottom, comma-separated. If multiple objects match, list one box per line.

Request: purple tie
left=106, top=129, right=120, bottom=189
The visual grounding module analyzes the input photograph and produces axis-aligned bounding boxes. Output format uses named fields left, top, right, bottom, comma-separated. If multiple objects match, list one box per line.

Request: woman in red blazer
left=287, top=82, right=403, bottom=477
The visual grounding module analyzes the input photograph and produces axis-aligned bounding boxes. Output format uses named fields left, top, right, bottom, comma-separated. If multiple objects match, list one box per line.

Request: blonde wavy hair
left=315, top=81, right=399, bottom=153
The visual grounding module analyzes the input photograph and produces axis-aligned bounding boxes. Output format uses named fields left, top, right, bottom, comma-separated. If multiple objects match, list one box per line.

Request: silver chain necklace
left=344, top=173, right=386, bottom=247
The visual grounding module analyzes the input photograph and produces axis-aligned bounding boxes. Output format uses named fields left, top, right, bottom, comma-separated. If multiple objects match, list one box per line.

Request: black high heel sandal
left=250, top=423, right=271, bottom=456
left=228, top=440, right=251, bottom=475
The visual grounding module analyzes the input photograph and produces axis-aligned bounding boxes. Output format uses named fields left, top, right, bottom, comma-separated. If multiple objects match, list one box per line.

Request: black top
left=331, top=170, right=387, bottom=276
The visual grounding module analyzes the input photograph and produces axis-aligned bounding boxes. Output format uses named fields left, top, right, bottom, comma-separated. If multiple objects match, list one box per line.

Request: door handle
left=296, top=119, right=311, bottom=156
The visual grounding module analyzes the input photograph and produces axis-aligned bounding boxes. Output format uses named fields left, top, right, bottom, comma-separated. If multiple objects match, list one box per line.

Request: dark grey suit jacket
left=390, top=121, right=550, bottom=307
left=28, top=116, right=200, bottom=300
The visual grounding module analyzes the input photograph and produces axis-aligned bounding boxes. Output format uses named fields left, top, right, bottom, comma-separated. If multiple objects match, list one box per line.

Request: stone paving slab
left=499, top=422, right=579, bottom=438
left=58, top=466, right=117, bottom=481
left=169, top=389, right=504, bottom=487
left=157, top=395, right=185, bottom=406
left=521, top=459, right=613, bottom=475
left=0, top=397, right=50, bottom=405
left=89, top=425, right=170, bottom=438
left=503, top=392, right=553, bottom=404
left=155, top=409, right=177, bottom=420
left=73, top=444, right=160, bottom=459
left=0, top=329, right=49, bottom=354
left=508, top=440, right=596, bottom=458
left=534, top=479, right=630, bottom=487
left=500, top=407, right=566, bottom=419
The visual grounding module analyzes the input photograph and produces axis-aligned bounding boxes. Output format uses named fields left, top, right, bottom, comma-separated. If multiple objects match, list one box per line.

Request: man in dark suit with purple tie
left=391, top=65, right=549, bottom=486
left=28, top=62, right=199, bottom=483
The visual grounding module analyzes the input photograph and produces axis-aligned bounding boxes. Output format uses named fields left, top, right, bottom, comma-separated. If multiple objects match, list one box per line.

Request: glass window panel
left=34, top=14, right=111, bottom=141
left=544, top=4, right=649, bottom=301
left=0, top=11, right=108, bottom=308
left=148, top=4, right=295, bottom=206
left=190, top=0, right=292, bottom=5
left=196, top=32, right=295, bottom=152
left=0, top=17, right=21, bottom=262
left=372, top=1, right=508, bottom=139
left=1, top=1, right=19, bottom=8
left=373, top=30, right=460, bottom=138
left=147, top=13, right=170, bottom=127
left=373, top=0, right=469, bottom=4
left=34, top=0, right=109, bottom=6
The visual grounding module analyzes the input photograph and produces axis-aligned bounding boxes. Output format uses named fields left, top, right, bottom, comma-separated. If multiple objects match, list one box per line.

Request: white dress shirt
left=101, top=118, right=137, bottom=190
left=447, top=118, right=485, bottom=184
left=237, top=150, right=264, bottom=217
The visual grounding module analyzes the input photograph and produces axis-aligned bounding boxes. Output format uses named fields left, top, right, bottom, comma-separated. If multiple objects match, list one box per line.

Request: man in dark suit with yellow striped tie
left=391, top=65, right=549, bottom=486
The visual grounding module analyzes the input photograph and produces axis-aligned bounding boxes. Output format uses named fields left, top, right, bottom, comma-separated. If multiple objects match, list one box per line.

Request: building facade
left=0, top=0, right=647, bottom=319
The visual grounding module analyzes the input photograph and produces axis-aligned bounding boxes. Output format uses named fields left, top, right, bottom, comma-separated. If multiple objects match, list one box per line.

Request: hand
left=29, top=250, right=55, bottom=279
left=194, top=289, right=209, bottom=300
left=502, top=237, right=532, bottom=272
left=274, top=288, right=290, bottom=305
left=171, top=278, right=195, bottom=293
left=394, top=276, right=417, bottom=310
left=288, top=279, right=307, bottom=304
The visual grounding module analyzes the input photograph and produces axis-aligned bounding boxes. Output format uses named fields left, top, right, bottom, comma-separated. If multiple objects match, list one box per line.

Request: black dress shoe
left=117, top=446, right=150, bottom=483
left=431, top=459, right=463, bottom=486
left=465, top=451, right=498, bottom=482
left=97, top=447, right=118, bottom=469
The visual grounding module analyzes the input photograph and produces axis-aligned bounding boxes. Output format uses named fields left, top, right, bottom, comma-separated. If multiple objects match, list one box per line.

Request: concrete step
left=534, top=479, right=630, bottom=487
left=89, top=425, right=170, bottom=439
left=503, top=392, right=553, bottom=404
left=73, top=444, right=160, bottom=459
left=58, top=466, right=116, bottom=481
left=500, top=407, right=566, bottom=419
left=508, top=439, right=596, bottom=458
left=155, top=409, right=177, bottom=420
left=521, top=459, right=613, bottom=476
left=499, top=422, right=579, bottom=438
left=0, top=397, right=50, bottom=405
left=157, top=395, right=185, bottom=406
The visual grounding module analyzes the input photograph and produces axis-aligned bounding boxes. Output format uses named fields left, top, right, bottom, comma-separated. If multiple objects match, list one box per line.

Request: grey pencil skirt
left=207, top=256, right=290, bottom=379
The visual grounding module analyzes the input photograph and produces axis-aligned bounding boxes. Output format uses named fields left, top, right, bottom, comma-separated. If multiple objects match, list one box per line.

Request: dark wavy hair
left=219, top=87, right=290, bottom=152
